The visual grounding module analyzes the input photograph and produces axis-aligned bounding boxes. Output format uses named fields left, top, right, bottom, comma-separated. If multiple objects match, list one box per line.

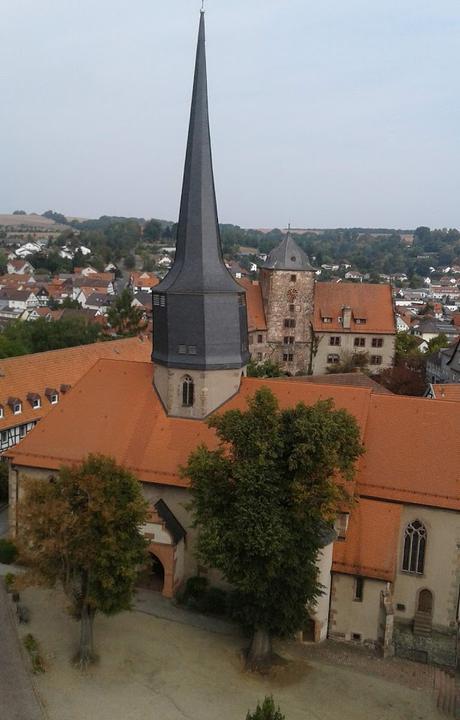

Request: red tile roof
left=430, top=384, right=460, bottom=402
left=359, top=394, right=460, bottom=510
left=332, top=499, right=402, bottom=581
left=238, top=279, right=267, bottom=331
left=6, top=365, right=460, bottom=515
left=313, top=283, right=395, bottom=334
left=0, top=338, right=151, bottom=433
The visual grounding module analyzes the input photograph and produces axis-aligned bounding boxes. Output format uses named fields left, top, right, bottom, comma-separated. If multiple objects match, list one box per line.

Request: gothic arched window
left=402, top=520, right=427, bottom=574
left=182, top=376, right=194, bottom=407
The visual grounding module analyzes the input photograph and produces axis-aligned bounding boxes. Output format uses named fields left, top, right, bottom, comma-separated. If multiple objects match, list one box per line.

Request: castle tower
left=260, top=231, right=315, bottom=375
left=152, top=11, right=249, bottom=419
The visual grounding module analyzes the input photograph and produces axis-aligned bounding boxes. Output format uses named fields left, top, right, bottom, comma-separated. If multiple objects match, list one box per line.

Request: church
left=6, top=11, right=460, bottom=668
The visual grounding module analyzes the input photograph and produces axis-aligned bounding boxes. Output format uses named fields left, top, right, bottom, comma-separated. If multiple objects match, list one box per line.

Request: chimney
left=342, top=305, right=352, bottom=329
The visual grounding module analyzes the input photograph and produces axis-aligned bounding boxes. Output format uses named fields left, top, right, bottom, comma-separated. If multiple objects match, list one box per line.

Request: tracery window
left=182, top=376, right=194, bottom=407
left=402, top=520, right=427, bottom=574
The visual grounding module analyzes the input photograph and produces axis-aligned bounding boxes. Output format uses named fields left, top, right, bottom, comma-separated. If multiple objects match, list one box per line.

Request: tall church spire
left=152, top=12, right=249, bottom=418
left=157, top=10, right=239, bottom=294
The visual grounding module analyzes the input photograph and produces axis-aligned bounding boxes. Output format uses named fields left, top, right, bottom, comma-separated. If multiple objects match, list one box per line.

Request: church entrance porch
left=138, top=553, right=166, bottom=594
left=140, top=500, right=186, bottom=599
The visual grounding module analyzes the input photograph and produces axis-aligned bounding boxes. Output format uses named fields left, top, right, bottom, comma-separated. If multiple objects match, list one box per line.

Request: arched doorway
left=138, top=553, right=165, bottom=593
left=418, top=589, right=433, bottom=614
left=149, top=553, right=165, bottom=593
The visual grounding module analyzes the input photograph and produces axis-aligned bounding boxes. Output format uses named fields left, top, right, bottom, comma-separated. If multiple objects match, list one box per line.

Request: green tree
left=19, top=455, right=148, bottom=667
left=0, top=317, right=104, bottom=356
left=395, top=332, right=422, bottom=362
left=185, top=388, right=363, bottom=671
left=124, top=254, right=136, bottom=270
left=107, top=288, right=147, bottom=337
left=246, top=697, right=285, bottom=720
left=326, top=351, right=369, bottom=374
left=143, top=219, right=162, bottom=242
left=247, top=359, right=282, bottom=377
left=427, top=333, right=450, bottom=355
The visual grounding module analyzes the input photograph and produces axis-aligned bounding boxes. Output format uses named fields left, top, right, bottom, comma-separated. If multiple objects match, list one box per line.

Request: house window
left=284, top=319, right=296, bottom=328
left=327, top=353, right=340, bottom=364
left=329, top=336, right=341, bottom=346
left=283, top=353, right=294, bottom=362
left=50, top=395, right=59, bottom=405
left=257, top=334, right=263, bottom=344
left=355, top=318, right=367, bottom=325
left=370, top=355, right=382, bottom=365
left=188, top=346, right=197, bottom=355
left=372, top=338, right=384, bottom=348
left=249, top=334, right=253, bottom=346
left=322, top=317, right=332, bottom=323
left=1, top=431, right=7, bottom=443
left=290, top=274, right=297, bottom=282
left=13, top=403, right=22, bottom=415
left=257, top=352, right=263, bottom=361
left=182, top=376, right=194, bottom=407
left=0, top=407, right=3, bottom=419
left=178, top=345, right=187, bottom=355
left=335, top=513, right=349, bottom=540
left=283, top=336, right=294, bottom=345
left=19, top=425, right=26, bottom=438
left=354, top=338, right=365, bottom=347
left=402, top=520, right=426, bottom=574
left=289, top=304, right=295, bottom=313
left=353, top=577, right=364, bottom=602
left=32, top=398, right=41, bottom=409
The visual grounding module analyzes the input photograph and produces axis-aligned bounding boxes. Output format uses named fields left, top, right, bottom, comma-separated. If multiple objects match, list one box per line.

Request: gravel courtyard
left=17, top=587, right=442, bottom=720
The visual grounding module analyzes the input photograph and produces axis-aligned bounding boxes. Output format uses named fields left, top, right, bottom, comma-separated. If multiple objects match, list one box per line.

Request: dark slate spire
left=156, top=11, right=239, bottom=294
left=263, top=230, right=315, bottom=271
left=152, top=12, right=249, bottom=371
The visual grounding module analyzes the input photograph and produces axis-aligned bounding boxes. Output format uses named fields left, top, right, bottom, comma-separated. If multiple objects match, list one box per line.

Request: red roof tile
left=332, top=499, right=402, bottom=581
left=313, top=283, right=395, bottom=334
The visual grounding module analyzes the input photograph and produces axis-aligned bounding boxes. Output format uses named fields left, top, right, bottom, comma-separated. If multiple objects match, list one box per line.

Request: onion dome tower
left=152, top=11, right=249, bottom=418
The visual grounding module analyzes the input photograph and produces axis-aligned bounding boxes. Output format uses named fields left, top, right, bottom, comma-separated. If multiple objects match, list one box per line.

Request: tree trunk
left=246, top=628, right=272, bottom=672
left=77, top=602, right=95, bottom=669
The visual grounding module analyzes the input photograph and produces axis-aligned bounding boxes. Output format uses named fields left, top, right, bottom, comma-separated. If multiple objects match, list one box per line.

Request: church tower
left=152, top=11, right=250, bottom=419
left=260, top=231, right=316, bottom=375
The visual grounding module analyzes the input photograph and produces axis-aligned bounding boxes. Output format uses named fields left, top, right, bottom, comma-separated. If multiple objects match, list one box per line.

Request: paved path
left=134, top=587, right=238, bottom=636
left=0, top=585, right=45, bottom=720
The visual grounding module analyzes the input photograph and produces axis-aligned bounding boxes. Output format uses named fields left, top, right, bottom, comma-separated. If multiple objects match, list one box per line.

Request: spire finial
left=201, top=0, right=205, bottom=12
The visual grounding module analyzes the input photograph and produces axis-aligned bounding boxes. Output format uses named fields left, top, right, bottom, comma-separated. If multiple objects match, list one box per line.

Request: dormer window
left=322, top=317, right=332, bottom=323
left=45, top=388, right=59, bottom=405
left=8, top=397, right=22, bottom=415
left=182, top=376, right=194, bottom=407
left=27, top=393, right=41, bottom=409
left=0, top=406, right=3, bottom=419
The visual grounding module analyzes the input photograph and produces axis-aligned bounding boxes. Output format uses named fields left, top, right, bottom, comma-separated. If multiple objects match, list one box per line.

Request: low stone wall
left=394, top=621, right=457, bottom=668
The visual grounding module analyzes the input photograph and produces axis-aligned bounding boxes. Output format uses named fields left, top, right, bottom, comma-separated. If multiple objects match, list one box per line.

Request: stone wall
left=260, top=268, right=315, bottom=375
left=394, top=621, right=458, bottom=668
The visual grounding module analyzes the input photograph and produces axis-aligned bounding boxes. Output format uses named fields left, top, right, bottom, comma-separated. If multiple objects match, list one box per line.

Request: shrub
left=246, top=696, right=285, bottom=720
left=23, top=634, right=45, bottom=674
left=184, top=575, right=208, bottom=601
left=4, top=572, right=16, bottom=591
left=0, top=539, right=17, bottom=564
left=200, top=587, right=227, bottom=615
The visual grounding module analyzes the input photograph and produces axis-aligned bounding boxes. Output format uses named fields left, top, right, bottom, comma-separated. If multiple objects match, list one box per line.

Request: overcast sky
left=1, top=0, right=459, bottom=229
